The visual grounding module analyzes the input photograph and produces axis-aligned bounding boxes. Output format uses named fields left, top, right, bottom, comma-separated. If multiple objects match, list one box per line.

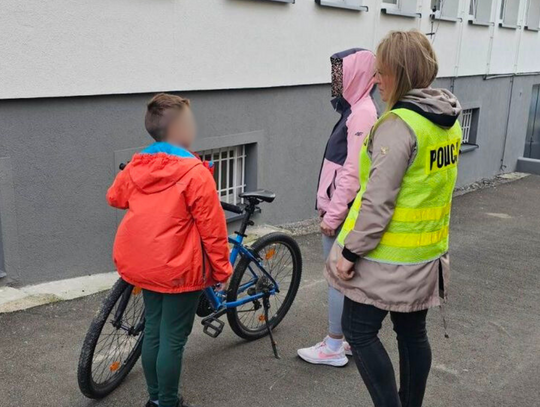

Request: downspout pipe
left=500, top=76, right=515, bottom=172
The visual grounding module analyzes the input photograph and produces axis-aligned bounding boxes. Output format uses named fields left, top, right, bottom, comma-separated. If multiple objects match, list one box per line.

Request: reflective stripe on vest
left=337, top=108, right=461, bottom=264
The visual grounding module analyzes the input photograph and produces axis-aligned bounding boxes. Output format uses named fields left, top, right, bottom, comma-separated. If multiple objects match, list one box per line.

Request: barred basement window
left=460, top=109, right=474, bottom=144
left=459, top=108, right=480, bottom=152
left=198, top=145, right=246, bottom=205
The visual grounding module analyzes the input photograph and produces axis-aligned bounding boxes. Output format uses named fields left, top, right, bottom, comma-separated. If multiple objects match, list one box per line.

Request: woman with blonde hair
left=325, top=30, right=462, bottom=407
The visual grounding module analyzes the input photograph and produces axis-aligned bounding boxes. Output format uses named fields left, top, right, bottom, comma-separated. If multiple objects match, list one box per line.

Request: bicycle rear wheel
left=77, top=278, right=145, bottom=399
left=227, top=232, right=302, bottom=340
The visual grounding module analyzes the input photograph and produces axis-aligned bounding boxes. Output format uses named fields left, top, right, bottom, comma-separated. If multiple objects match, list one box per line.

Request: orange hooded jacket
left=106, top=143, right=232, bottom=294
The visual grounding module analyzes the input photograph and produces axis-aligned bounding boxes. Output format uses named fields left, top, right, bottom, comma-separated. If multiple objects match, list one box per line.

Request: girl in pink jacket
left=298, top=48, right=377, bottom=367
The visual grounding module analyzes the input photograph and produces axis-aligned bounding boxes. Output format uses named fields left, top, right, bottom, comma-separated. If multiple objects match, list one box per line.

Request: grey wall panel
left=452, top=76, right=513, bottom=186
left=0, top=85, right=333, bottom=284
left=0, top=96, right=133, bottom=284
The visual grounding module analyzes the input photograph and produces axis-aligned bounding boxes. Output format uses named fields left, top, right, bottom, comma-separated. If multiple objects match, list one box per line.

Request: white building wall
left=457, top=25, right=493, bottom=76
left=518, top=30, right=540, bottom=73
left=2, top=0, right=540, bottom=100
left=489, top=0, right=524, bottom=74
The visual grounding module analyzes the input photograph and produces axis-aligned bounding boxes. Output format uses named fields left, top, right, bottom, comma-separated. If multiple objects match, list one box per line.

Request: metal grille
left=198, top=145, right=246, bottom=204
left=460, top=109, right=474, bottom=144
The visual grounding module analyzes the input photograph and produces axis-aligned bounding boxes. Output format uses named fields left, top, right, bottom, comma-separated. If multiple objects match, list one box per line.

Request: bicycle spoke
left=233, top=241, right=297, bottom=332
left=272, top=253, right=292, bottom=281
left=268, top=250, right=289, bottom=282
left=91, top=289, right=144, bottom=385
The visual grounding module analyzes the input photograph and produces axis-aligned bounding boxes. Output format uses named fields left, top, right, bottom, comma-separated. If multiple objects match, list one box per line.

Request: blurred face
left=375, top=63, right=395, bottom=103
left=165, top=108, right=196, bottom=149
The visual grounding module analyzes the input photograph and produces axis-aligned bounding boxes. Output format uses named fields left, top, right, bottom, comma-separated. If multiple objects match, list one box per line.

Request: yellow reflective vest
left=337, top=108, right=461, bottom=264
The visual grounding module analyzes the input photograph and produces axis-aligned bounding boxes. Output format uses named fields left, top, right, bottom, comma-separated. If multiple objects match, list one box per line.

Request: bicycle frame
left=202, top=207, right=279, bottom=313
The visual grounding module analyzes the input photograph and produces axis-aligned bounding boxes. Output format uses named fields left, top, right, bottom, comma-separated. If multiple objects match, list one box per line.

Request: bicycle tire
left=227, top=232, right=302, bottom=340
left=77, top=278, right=145, bottom=399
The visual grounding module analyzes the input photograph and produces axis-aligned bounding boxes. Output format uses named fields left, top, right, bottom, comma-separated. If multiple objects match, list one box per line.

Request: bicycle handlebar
left=220, top=201, right=244, bottom=214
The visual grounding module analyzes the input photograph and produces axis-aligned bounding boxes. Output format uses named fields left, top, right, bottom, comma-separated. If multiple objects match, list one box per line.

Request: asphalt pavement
left=1, top=175, right=540, bottom=407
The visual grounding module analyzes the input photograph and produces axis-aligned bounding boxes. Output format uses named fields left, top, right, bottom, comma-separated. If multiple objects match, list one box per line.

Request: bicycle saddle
left=239, top=190, right=276, bottom=203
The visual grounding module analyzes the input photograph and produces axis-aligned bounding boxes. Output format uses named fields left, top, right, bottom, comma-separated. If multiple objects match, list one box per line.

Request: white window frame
left=431, top=0, right=461, bottom=20
left=469, top=0, right=477, bottom=18
left=525, top=0, right=540, bottom=30
left=382, top=0, right=400, bottom=10
left=381, top=0, right=420, bottom=17
left=469, top=0, right=496, bottom=25
left=315, top=0, right=368, bottom=11
left=197, top=145, right=247, bottom=205
left=499, top=0, right=521, bottom=28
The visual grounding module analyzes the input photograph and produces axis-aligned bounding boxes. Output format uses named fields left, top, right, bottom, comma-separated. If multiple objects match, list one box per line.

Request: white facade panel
left=457, top=24, right=493, bottom=75
left=490, top=0, right=534, bottom=73
left=2, top=0, right=540, bottom=99
left=489, top=28, right=522, bottom=73
left=376, top=13, right=421, bottom=39
left=518, top=30, right=540, bottom=71
left=424, top=18, right=463, bottom=78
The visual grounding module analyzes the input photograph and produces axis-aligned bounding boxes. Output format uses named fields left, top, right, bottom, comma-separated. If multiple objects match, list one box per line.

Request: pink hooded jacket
left=316, top=49, right=378, bottom=230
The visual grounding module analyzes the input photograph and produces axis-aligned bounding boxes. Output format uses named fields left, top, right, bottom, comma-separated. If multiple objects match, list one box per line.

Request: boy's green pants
left=142, top=289, right=202, bottom=407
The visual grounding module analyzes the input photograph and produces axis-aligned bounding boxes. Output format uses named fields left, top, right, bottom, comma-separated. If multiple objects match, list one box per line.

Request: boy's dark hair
left=145, top=93, right=191, bottom=141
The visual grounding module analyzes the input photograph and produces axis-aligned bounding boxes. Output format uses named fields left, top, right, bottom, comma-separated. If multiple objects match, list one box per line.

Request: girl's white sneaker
left=343, top=341, right=353, bottom=356
left=297, top=337, right=348, bottom=367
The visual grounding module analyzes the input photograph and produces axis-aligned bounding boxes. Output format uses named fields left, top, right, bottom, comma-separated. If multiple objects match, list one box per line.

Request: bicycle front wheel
left=227, top=232, right=302, bottom=340
left=77, top=278, right=145, bottom=399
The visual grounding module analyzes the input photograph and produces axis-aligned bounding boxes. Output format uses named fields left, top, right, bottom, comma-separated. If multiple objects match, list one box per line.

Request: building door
left=525, top=85, right=540, bottom=159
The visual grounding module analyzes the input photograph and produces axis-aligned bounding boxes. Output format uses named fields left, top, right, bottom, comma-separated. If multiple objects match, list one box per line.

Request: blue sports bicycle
left=77, top=189, right=303, bottom=399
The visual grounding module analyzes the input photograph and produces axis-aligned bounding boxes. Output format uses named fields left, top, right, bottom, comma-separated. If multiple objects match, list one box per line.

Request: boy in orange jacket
left=107, top=93, right=233, bottom=407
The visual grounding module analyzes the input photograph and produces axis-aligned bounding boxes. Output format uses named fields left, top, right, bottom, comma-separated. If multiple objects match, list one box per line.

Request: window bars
left=198, top=145, right=246, bottom=205
left=460, top=109, right=474, bottom=144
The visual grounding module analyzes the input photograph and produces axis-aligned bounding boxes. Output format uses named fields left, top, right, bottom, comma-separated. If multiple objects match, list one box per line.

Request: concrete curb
left=0, top=272, right=118, bottom=314
left=453, top=172, right=529, bottom=197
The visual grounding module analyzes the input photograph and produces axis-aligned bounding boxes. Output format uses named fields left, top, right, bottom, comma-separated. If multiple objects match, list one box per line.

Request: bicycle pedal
left=201, top=315, right=225, bottom=338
